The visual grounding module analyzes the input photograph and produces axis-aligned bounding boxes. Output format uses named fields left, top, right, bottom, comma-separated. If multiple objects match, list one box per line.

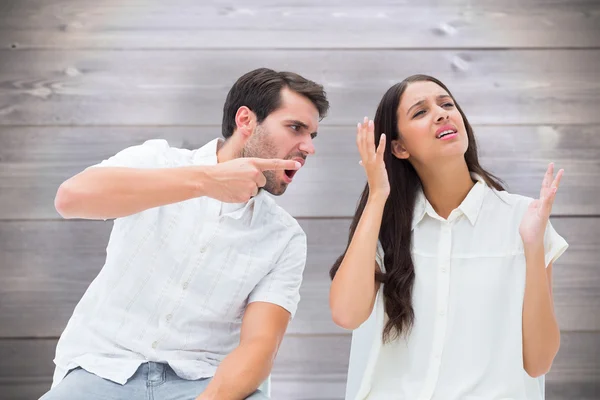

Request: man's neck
left=216, top=136, right=242, bottom=163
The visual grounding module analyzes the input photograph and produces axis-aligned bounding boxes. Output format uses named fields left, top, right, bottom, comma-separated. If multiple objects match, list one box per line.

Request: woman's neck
left=416, top=159, right=476, bottom=220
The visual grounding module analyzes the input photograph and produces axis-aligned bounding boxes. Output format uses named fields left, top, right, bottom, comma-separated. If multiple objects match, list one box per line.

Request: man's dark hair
left=222, top=68, right=329, bottom=138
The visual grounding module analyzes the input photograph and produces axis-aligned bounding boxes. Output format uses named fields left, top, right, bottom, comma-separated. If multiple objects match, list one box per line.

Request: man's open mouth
left=285, top=169, right=298, bottom=179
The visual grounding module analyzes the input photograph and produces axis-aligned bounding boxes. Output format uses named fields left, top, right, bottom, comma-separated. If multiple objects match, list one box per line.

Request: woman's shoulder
left=487, top=187, right=534, bottom=207
left=482, top=187, right=536, bottom=220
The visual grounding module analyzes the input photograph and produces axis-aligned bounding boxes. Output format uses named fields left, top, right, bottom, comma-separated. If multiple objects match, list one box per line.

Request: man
left=41, top=68, right=329, bottom=400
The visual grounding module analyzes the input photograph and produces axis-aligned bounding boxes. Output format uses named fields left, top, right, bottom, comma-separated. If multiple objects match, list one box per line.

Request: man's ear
left=391, top=139, right=410, bottom=159
left=235, top=106, right=256, bottom=138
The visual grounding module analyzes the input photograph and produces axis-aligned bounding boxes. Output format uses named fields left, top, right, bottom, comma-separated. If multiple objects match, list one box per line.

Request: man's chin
left=263, top=182, right=288, bottom=196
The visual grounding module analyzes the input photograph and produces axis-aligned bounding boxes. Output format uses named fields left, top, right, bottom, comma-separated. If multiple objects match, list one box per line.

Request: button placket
left=419, top=222, right=452, bottom=400
left=158, top=214, right=219, bottom=353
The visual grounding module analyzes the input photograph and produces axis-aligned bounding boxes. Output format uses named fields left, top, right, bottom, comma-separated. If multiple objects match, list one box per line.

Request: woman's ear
left=391, top=139, right=410, bottom=159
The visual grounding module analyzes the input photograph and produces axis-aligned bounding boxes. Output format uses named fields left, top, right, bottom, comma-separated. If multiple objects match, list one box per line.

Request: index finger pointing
left=251, top=158, right=302, bottom=171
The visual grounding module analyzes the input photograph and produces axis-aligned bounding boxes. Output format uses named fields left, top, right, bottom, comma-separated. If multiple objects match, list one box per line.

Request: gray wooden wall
left=1, top=0, right=599, bottom=399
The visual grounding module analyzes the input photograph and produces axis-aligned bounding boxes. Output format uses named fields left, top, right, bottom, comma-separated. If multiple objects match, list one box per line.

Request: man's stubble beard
left=241, top=125, right=287, bottom=196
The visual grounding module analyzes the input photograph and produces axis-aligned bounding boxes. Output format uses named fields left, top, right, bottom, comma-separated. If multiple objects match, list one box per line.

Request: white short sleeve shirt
left=346, top=175, right=568, bottom=400
left=51, top=138, right=307, bottom=387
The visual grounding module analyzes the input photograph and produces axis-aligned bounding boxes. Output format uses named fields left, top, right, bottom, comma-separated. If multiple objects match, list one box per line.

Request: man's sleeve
left=89, top=139, right=172, bottom=169
left=247, top=230, right=307, bottom=319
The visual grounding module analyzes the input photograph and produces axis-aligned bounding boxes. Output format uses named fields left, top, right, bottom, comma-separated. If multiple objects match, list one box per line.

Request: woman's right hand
left=357, top=117, right=390, bottom=201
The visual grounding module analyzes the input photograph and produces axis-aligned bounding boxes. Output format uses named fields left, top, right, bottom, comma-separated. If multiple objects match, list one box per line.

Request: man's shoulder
left=132, top=139, right=197, bottom=166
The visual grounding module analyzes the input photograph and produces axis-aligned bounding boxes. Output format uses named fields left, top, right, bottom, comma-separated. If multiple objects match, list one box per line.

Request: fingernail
left=553, top=187, right=557, bottom=193
left=369, top=120, right=374, bottom=127
left=295, top=161, right=301, bottom=168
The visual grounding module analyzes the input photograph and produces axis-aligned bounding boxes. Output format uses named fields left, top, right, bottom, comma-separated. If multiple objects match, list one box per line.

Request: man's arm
left=55, top=159, right=300, bottom=220
left=198, top=227, right=306, bottom=399
left=55, top=166, right=205, bottom=220
left=197, top=302, right=290, bottom=400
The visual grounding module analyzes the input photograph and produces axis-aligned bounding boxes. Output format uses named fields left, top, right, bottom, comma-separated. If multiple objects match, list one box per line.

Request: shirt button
left=152, top=341, right=158, bottom=349
left=182, top=282, right=189, bottom=289
left=200, top=247, right=207, bottom=253
left=166, top=314, right=173, bottom=321
left=439, top=310, right=446, bottom=316
left=441, top=267, right=447, bottom=273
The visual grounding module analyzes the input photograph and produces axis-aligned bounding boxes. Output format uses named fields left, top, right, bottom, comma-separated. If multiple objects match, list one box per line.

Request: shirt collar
left=458, top=173, right=488, bottom=225
left=412, top=173, right=488, bottom=230
left=411, top=190, right=426, bottom=230
left=192, top=138, right=221, bottom=166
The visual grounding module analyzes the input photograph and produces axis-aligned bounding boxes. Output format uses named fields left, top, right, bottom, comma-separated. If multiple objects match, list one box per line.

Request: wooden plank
left=545, top=382, right=600, bottom=400
left=547, top=218, right=600, bottom=334
left=1, top=0, right=599, bottom=49
left=1, top=333, right=598, bottom=399
left=2, top=384, right=52, bottom=400
left=0, top=125, right=599, bottom=219
left=0, top=217, right=597, bottom=338
left=0, top=50, right=599, bottom=126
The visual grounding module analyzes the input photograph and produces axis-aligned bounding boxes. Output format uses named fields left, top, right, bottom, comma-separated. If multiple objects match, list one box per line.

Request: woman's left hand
left=519, top=163, right=564, bottom=248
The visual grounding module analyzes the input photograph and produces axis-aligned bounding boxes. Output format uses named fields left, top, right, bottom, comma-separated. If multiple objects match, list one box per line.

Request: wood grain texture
left=1, top=1, right=599, bottom=398
left=0, top=125, right=598, bottom=219
left=0, top=217, right=597, bottom=338
left=1, top=0, right=599, bottom=50
left=1, top=333, right=598, bottom=399
left=0, top=50, right=599, bottom=126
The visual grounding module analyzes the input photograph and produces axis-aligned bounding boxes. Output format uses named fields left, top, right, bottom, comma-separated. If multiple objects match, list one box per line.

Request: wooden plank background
left=1, top=50, right=600, bottom=126
left=0, top=0, right=598, bottom=399
left=2, top=0, right=600, bottom=49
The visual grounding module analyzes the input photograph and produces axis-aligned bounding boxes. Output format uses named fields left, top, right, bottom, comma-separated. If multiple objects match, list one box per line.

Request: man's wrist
left=186, top=166, right=211, bottom=198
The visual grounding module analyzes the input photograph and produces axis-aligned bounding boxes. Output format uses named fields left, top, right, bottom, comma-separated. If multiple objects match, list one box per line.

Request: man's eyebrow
left=285, top=120, right=309, bottom=129
left=285, top=120, right=318, bottom=137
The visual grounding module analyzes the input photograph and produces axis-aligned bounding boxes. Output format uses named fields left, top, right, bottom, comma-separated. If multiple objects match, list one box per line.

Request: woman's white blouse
left=346, top=176, right=568, bottom=400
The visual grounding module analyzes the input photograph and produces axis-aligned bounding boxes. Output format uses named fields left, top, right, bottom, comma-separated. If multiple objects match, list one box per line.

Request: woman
left=329, top=75, right=568, bottom=400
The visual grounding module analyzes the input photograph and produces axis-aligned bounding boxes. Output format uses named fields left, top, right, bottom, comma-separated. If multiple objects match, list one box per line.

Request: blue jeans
left=40, top=362, right=269, bottom=400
